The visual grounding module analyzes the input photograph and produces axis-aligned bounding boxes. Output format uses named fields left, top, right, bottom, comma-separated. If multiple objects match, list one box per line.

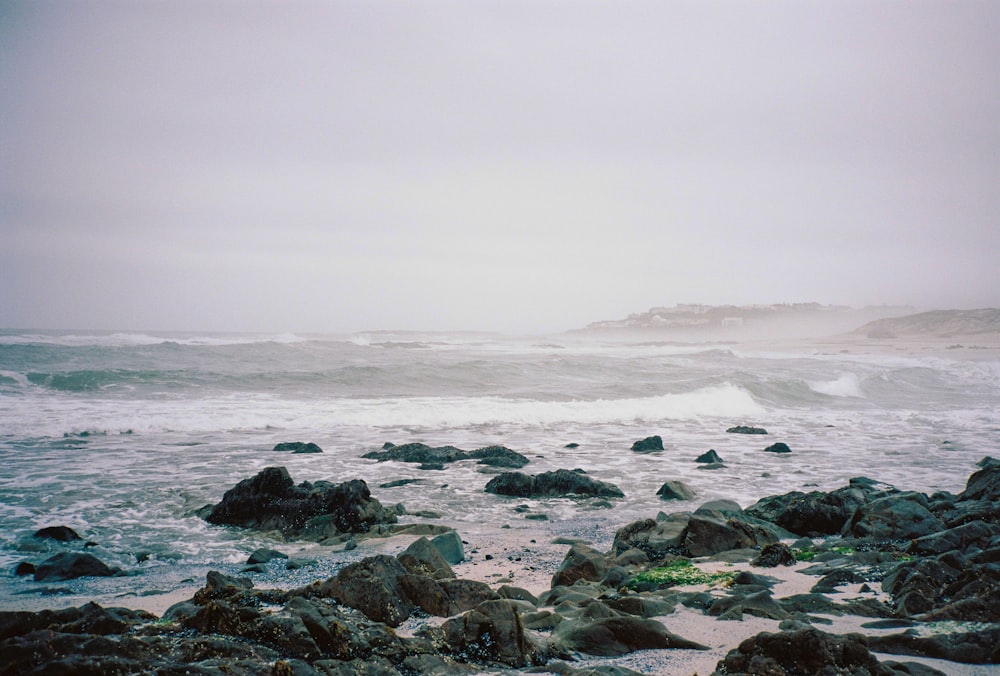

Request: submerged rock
left=630, top=435, right=663, bottom=453
left=204, top=466, right=397, bottom=539
left=695, top=449, right=724, bottom=464
left=33, top=552, right=118, bottom=581
left=485, top=469, right=624, bottom=499
left=363, top=442, right=529, bottom=469
left=32, top=525, right=83, bottom=542
left=656, top=480, right=695, bottom=501
left=273, top=441, right=323, bottom=453
left=727, top=425, right=768, bottom=435
left=763, top=442, right=792, bottom=453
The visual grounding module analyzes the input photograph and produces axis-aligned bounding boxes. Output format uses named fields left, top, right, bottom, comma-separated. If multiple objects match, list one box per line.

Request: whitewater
left=1, top=328, right=998, bottom=610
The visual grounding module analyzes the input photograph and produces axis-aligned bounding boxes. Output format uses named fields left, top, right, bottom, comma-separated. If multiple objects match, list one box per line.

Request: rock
left=553, top=616, right=707, bottom=656
left=715, top=627, right=905, bottom=675
left=908, top=520, right=1000, bottom=557
left=33, top=552, right=117, bottom=581
left=746, top=484, right=873, bottom=536
left=379, top=478, right=420, bottom=488
left=630, top=435, right=663, bottom=453
left=204, top=466, right=397, bottom=538
left=485, top=469, right=624, bottom=499
left=317, top=554, right=414, bottom=627
left=751, top=543, right=796, bottom=568
left=438, top=579, right=502, bottom=613
left=845, top=491, right=946, bottom=540
left=437, top=599, right=540, bottom=667
left=957, top=456, right=1000, bottom=501
left=467, top=445, right=530, bottom=468
left=611, top=514, right=690, bottom=559
left=551, top=544, right=609, bottom=588
left=656, top=481, right=695, bottom=501
left=246, top=548, right=288, bottom=564
left=868, top=626, right=1000, bottom=665
left=14, top=561, right=35, bottom=576
left=397, top=536, right=455, bottom=580
left=273, top=441, right=323, bottom=453
left=425, top=530, right=464, bottom=565
left=763, top=442, right=791, bottom=453
left=363, top=442, right=467, bottom=464
left=727, top=425, right=768, bottom=434
left=32, top=525, right=83, bottom=541
left=695, top=449, right=724, bottom=464
left=681, top=505, right=780, bottom=558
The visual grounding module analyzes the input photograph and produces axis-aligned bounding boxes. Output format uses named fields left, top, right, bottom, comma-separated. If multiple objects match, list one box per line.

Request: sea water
left=1, top=329, right=998, bottom=607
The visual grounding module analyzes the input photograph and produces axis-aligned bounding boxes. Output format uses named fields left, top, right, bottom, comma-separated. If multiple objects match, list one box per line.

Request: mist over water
left=1, top=329, right=998, bottom=608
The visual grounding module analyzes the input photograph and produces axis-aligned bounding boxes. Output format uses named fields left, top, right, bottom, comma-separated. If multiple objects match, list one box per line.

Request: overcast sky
left=1, top=1, right=998, bottom=334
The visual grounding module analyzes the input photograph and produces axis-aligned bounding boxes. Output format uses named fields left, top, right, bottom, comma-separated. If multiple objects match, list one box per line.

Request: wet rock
left=868, top=626, right=1000, bottom=665
left=714, top=627, right=905, bottom=675
left=695, top=449, right=724, bottom=464
left=727, top=425, right=768, bottom=434
left=630, top=435, right=663, bottom=453
left=363, top=442, right=529, bottom=469
left=430, top=529, right=465, bottom=564
left=246, top=548, right=288, bottom=565
left=485, top=469, right=624, bottom=499
left=656, top=481, right=695, bottom=501
left=14, top=561, right=35, bottom=576
left=33, top=552, right=118, bottom=581
left=204, top=466, right=397, bottom=539
left=551, top=544, right=609, bottom=588
left=552, top=616, right=707, bottom=656
left=467, top=445, right=530, bottom=468
left=763, top=442, right=792, bottom=453
left=273, top=441, right=323, bottom=454
left=32, top=525, right=83, bottom=542
left=397, top=536, right=455, bottom=580
left=751, top=542, right=796, bottom=567
left=317, top=554, right=414, bottom=627
left=845, top=491, right=946, bottom=540
left=681, top=505, right=780, bottom=558
left=611, top=514, right=690, bottom=559
left=436, top=599, right=541, bottom=667
left=957, top=456, right=1000, bottom=502
left=746, top=484, right=875, bottom=536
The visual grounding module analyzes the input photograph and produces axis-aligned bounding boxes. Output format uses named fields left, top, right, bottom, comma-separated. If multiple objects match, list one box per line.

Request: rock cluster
left=363, top=442, right=530, bottom=470
left=484, top=468, right=624, bottom=499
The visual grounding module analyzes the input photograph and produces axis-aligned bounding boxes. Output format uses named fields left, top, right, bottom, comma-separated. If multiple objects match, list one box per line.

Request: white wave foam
left=808, top=373, right=864, bottom=398
left=0, top=331, right=312, bottom=347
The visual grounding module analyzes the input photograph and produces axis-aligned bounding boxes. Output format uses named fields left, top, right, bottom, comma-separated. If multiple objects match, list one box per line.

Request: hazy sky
left=2, top=1, right=998, bottom=334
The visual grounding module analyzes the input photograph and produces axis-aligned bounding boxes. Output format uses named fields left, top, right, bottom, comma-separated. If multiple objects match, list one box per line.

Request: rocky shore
left=3, top=451, right=999, bottom=675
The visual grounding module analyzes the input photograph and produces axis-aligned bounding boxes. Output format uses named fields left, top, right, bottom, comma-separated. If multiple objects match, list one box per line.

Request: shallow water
left=1, top=329, right=998, bottom=610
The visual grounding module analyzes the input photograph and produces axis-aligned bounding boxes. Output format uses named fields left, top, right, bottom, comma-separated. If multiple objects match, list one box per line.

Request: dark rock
left=695, top=449, right=724, bottom=464
left=32, top=525, right=83, bottom=541
left=553, top=616, right=707, bottom=656
left=908, top=520, right=1000, bottom=557
left=273, top=441, right=323, bottom=454
left=397, top=536, right=455, bottom=580
left=14, top=561, right=35, bottom=576
left=246, top=548, right=288, bottom=565
left=709, top=590, right=788, bottom=621
left=958, top=456, right=1000, bottom=501
left=551, top=544, right=609, bottom=588
left=845, top=491, right=946, bottom=540
left=763, top=442, right=791, bottom=453
left=746, top=485, right=873, bottom=536
left=363, top=442, right=466, bottom=464
left=485, top=469, right=624, bottom=499
left=869, top=626, right=1000, bottom=664
left=656, top=481, right=695, bottom=501
left=379, top=478, right=420, bottom=488
left=437, top=599, right=541, bottom=667
left=439, top=579, right=501, bottom=613
left=751, top=543, right=796, bottom=568
left=564, top=443, right=580, bottom=448
left=630, top=435, right=663, bottom=453
left=468, top=445, right=530, bottom=468
left=498, top=585, right=538, bottom=605
left=317, top=554, right=414, bottom=626
left=33, top=552, right=117, bottom=581
left=727, top=425, right=768, bottom=434
left=715, top=627, right=902, bottom=675
left=681, top=506, right=780, bottom=558
left=611, top=514, right=690, bottom=559
left=419, top=462, right=446, bottom=470
left=204, top=466, right=397, bottom=538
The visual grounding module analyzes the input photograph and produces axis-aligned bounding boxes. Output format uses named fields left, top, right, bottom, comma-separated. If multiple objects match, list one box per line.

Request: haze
left=2, top=1, right=998, bottom=335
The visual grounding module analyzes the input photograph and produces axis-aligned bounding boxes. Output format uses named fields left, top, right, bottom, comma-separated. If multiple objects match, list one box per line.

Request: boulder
left=551, top=544, right=609, bottom=588
left=763, top=442, right=791, bottom=453
left=363, top=442, right=528, bottom=468
left=467, top=445, right=530, bottom=468
left=611, top=514, right=690, bottom=559
left=695, top=449, right=724, bottom=464
left=317, top=554, right=414, bottom=627
left=844, top=492, right=945, bottom=540
left=552, top=616, right=707, bottom=656
left=715, top=628, right=906, bottom=675
left=397, top=536, right=455, bottom=580
left=438, top=599, right=540, bottom=667
left=868, top=626, right=1000, bottom=665
left=430, top=529, right=465, bottom=564
left=656, top=481, right=695, bottom=501
left=957, top=456, right=1000, bottom=502
left=727, top=425, right=768, bottom=435
left=273, top=441, right=323, bottom=454
left=751, top=543, right=796, bottom=568
left=33, top=552, right=117, bottom=581
left=32, top=525, right=83, bottom=542
left=746, top=485, right=871, bottom=536
left=630, top=435, right=663, bottom=453
left=204, top=467, right=397, bottom=538
left=485, top=469, right=624, bottom=499
left=246, top=548, right=288, bottom=565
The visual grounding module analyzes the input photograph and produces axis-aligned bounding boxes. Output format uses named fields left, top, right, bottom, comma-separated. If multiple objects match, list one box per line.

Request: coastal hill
left=576, top=303, right=913, bottom=340
left=856, top=308, right=1000, bottom=338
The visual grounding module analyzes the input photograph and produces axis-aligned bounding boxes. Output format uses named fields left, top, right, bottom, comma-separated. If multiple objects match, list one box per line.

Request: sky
left=1, top=1, right=998, bottom=334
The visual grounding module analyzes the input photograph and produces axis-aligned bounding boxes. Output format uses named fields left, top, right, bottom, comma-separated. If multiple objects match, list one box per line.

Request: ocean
left=1, top=328, right=998, bottom=609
